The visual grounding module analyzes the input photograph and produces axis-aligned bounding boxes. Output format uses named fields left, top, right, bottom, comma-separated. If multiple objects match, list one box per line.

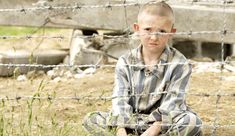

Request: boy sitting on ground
left=83, top=1, right=202, bottom=136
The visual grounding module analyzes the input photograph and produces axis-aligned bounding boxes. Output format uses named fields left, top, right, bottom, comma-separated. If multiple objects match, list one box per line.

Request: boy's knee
left=83, top=112, right=101, bottom=133
left=83, top=112, right=99, bottom=126
left=172, top=112, right=202, bottom=136
left=83, top=111, right=109, bottom=128
left=83, top=111, right=113, bottom=135
left=185, top=113, right=202, bottom=128
left=83, top=112, right=91, bottom=128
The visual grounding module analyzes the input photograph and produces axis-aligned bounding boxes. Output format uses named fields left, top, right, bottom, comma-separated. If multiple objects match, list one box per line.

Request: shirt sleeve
left=149, top=63, right=192, bottom=131
left=107, top=57, right=135, bottom=127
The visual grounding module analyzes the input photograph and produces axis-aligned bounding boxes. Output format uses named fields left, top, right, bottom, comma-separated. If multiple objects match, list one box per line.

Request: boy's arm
left=161, top=63, right=192, bottom=130
left=116, top=127, right=127, bottom=136
left=109, top=57, right=133, bottom=129
left=141, top=122, right=161, bottom=136
left=149, top=63, right=192, bottom=132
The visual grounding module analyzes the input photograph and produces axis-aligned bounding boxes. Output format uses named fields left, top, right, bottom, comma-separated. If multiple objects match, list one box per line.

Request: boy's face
left=134, top=12, right=175, bottom=53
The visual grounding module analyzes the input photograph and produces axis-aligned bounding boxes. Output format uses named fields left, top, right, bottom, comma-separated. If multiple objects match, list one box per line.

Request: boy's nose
left=150, top=32, right=159, bottom=40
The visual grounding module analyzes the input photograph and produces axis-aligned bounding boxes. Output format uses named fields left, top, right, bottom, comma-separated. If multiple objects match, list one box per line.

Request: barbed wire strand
left=0, top=61, right=234, bottom=69
left=0, top=0, right=234, bottom=12
left=1, top=114, right=234, bottom=133
left=212, top=0, right=227, bottom=135
left=0, top=1, right=234, bottom=135
left=5, top=121, right=235, bottom=129
left=1, top=30, right=235, bottom=40
left=0, top=92, right=234, bottom=102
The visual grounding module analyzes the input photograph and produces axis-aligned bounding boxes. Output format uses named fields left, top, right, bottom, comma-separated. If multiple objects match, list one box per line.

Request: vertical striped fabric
left=108, top=45, right=200, bottom=131
left=83, top=45, right=202, bottom=135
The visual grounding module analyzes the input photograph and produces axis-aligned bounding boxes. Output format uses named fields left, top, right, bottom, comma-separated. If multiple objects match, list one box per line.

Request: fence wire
left=0, top=0, right=234, bottom=135
left=0, top=61, right=235, bottom=69
left=0, top=0, right=234, bottom=12
left=0, top=30, right=235, bottom=40
left=4, top=121, right=235, bottom=129
left=0, top=92, right=234, bottom=101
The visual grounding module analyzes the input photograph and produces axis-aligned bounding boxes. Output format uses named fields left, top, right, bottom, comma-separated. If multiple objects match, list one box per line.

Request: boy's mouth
left=148, top=43, right=159, bottom=46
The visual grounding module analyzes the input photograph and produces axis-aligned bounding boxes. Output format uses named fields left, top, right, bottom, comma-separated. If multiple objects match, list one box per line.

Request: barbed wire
left=0, top=0, right=234, bottom=12
left=0, top=92, right=234, bottom=102
left=112, top=123, right=235, bottom=129
left=0, top=35, right=66, bottom=40
left=211, top=1, right=228, bottom=135
left=5, top=121, right=235, bottom=129
left=1, top=30, right=234, bottom=40
left=0, top=61, right=234, bottom=69
left=179, top=0, right=234, bottom=3
left=0, top=62, right=215, bottom=69
left=0, top=1, right=234, bottom=135
left=0, top=3, right=139, bottom=12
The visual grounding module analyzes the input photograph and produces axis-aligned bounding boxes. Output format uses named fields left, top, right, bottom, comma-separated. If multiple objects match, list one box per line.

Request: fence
left=0, top=0, right=235, bottom=135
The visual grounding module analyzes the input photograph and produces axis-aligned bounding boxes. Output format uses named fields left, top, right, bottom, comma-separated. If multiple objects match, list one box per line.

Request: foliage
left=0, top=26, right=60, bottom=36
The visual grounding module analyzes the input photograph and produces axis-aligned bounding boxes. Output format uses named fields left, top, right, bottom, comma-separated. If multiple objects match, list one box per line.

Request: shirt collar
left=131, top=45, right=170, bottom=78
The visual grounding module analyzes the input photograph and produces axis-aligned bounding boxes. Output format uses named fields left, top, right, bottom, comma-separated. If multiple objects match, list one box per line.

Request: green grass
left=0, top=26, right=61, bottom=36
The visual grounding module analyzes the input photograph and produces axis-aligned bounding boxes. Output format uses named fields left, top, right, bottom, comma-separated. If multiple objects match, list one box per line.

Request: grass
left=0, top=81, right=95, bottom=136
left=0, top=68, right=114, bottom=135
left=0, top=26, right=61, bottom=36
left=0, top=25, right=71, bottom=50
left=0, top=65, right=234, bottom=135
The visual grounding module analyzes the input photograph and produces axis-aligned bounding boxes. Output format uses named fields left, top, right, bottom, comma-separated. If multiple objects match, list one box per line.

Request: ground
left=0, top=27, right=234, bottom=135
left=0, top=67, right=234, bottom=136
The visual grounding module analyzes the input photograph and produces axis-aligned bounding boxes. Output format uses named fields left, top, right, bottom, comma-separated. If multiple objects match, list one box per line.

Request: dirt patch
left=0, top=67, right=234, bottom=135
left=0, top=29, right=234, bottom=135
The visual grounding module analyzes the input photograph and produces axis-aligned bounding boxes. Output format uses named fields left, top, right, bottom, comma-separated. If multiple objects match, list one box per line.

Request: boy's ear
left=171, top=28, right=176, bottom=33
left=133, top=23, right=139, bottom=31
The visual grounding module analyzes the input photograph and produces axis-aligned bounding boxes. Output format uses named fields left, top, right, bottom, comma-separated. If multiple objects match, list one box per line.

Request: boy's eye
left=159, top=30, right=167, bottom=33
left=144, top=28, right=151, bottom=32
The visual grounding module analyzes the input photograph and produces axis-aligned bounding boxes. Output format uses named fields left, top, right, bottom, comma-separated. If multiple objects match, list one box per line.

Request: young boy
left=83, top=1, right=202, bottom=136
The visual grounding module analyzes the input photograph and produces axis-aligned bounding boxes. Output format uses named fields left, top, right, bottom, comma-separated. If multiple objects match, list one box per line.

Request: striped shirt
left=107, top=45, right=192, bottom=131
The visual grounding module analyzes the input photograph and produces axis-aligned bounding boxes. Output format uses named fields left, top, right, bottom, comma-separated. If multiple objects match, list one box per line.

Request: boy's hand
left=116, top=127, right=127, bottom=136
left=141, top=122, right=161, bottom=136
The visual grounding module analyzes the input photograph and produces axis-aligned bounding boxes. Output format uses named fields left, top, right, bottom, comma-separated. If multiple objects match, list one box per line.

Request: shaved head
left=138, top=1, right=175, bottom=25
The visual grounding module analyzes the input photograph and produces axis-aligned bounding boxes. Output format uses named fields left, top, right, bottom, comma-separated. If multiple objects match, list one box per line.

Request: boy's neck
left=142, top=47, right=164, bottom=64
left=142, top=47, right=164, bottom=71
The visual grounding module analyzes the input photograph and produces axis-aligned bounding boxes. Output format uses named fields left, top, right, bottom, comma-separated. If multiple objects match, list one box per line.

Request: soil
left=0, top=30, right=234, bottom=135
left=0, top=67, right=234, bottom=135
